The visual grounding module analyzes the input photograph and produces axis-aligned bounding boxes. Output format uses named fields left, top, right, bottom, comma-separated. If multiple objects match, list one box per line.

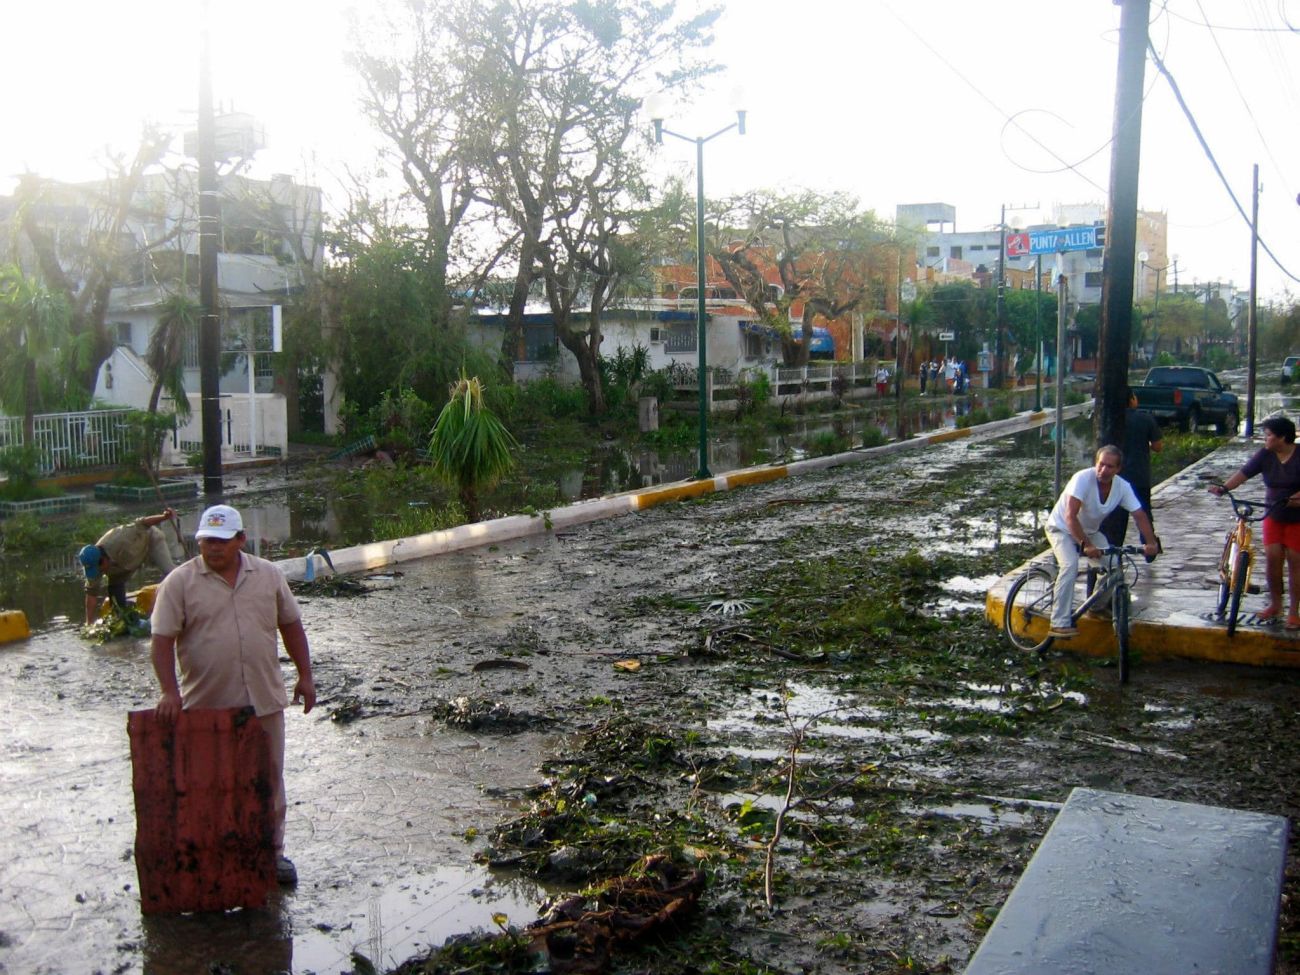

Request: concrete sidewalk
left=986, top=436, right=1300, bottom=670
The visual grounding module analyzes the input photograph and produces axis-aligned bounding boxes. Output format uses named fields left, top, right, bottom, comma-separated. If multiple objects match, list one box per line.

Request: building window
left=926, top=246, right=940, bottom=258
left=970, top=244, right=984, bottom=251
left=522, top=323, right=556, bottom=362
left=1084, top=271, right=1103, bottom=289
left=112, top=321, right=133, bottom=346
left=743, top=331, right=766, bottom=358
left=664, top=322, right=697, bottom=353
left=950, top=246, right=963, bottom=259
left=1086, top=248, right=1103, bottom=259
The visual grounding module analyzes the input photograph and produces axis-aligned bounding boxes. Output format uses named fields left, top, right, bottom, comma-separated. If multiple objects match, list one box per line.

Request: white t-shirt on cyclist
left=1047, top=467, right=1141, bottom=536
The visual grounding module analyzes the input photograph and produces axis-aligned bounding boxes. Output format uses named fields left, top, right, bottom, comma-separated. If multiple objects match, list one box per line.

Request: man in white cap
left=149, top=504, right=316, bottom=886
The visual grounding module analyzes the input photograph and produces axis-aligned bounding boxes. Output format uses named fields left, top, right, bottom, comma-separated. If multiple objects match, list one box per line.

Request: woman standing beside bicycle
left=1208, top=415, right=1300, bottom=628
left=1045, top=446, right=1159, bottom=638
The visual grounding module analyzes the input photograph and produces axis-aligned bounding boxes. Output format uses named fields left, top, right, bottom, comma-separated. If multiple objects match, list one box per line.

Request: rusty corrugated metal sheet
left=127, top=707, right=275, bottom=914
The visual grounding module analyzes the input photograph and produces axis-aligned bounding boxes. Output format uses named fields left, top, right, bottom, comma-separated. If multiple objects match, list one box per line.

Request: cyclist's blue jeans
left=1046, top=527, right=1107, bottom=628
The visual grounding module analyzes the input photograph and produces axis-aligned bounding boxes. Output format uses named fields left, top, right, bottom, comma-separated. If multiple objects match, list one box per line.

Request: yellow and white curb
left=276, top=403, right=1089, bottom=582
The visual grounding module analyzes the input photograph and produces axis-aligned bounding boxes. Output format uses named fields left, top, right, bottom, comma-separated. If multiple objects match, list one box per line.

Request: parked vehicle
left=1132, top=365, right=1239, bottom=433
left=1282, top=356, right=1300, bottom=383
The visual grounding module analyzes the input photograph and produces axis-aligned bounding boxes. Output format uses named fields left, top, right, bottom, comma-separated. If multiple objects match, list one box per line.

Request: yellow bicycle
left=1213, top=489, right=1283, bottom=637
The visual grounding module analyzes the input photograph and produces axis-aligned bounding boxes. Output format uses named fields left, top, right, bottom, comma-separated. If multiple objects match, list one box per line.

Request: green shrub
left=0, top=445, right=42, bottom=498
left=861, top=426, right=888, bottom=448
left=807, top=431, right=851, bottom=457
left=374, top=500, right=465, bottom=539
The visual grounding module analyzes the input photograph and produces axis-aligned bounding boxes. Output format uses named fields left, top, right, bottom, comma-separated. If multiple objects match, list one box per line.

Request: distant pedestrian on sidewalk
left=1208, top=415, right=1300, bottom=627
left=1101, top=389, right=1163, bottom=549
left=1046, top=446, right=1159, bottom=638
left=79, top=509, right=177, bottom=624
left=918, top=361, right=928, bottom=395
left=875, top=365, right=890, bottom=398
left=149, top=504, right=316, bottom=886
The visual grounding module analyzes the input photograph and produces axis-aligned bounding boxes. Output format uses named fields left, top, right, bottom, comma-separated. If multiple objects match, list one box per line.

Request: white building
left=3, top=166, right=323, bottom=465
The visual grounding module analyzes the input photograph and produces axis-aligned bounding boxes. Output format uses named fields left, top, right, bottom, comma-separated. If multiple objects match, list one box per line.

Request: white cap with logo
left=195, top=504, right=244, bottom=540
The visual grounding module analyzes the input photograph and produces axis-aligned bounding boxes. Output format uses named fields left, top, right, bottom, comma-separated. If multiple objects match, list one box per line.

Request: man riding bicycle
left=1045, top=445, right=1159, bottom=638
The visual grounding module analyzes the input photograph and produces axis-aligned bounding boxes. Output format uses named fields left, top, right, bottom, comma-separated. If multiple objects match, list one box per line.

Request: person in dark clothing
left=1208, top=415, right=1300, bottom=627
left=1101, top=389, right=1163, bottom=548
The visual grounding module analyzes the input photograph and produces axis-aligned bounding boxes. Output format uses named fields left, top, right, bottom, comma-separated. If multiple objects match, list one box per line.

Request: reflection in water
left=135, top=863, right=546, bottom=973
left=142, top=902, right=293, bottom=974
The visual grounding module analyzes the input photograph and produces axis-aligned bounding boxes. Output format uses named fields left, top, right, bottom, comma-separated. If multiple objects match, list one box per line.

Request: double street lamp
left=1138, top=252, right=1172, bottom=360
left=651, top=107, right=746, bottom=480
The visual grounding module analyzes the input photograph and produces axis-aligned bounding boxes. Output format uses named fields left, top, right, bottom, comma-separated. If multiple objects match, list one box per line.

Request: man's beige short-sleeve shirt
left=151, top=551, right=302, bottom=716
left=85, top=520, right=154, bottom=594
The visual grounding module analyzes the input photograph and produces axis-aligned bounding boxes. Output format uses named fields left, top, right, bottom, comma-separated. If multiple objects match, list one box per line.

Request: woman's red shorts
left=1261, top=516, right=1300, bottom=549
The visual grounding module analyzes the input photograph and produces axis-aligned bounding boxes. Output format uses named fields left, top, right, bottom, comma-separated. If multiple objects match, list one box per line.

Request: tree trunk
left=559, top=324, right=606, bottom=416
left=22, top=357, right=37, bottom=446
left=460, top=484, right=479, bottom=525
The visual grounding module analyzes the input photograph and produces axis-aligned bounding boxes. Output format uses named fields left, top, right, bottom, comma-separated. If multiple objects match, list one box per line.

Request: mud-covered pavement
left=3, top=428, right=1299, bottom=974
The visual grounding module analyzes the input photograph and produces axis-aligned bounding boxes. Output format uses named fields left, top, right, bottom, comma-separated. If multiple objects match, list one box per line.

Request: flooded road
left=4, top=388, right=1299, bottom=973
left=2, top=420, right=1090, bottom=973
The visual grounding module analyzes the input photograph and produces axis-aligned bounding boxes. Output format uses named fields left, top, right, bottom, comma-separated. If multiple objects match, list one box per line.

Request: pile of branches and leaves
left=81, top=602, right=151, bottom=643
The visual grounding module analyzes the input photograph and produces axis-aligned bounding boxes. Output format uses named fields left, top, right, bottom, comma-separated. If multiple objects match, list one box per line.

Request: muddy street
left=3, top=426, right=1298, bottom=974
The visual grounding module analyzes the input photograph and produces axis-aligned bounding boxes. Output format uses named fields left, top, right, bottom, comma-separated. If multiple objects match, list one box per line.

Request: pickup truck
left=1132, top=365, right=1240, bottom=433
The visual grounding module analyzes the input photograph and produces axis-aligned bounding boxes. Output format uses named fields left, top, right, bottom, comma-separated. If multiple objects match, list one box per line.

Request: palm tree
left=139, top=291, right=198, bottom=477
left=428, top=374, right=517, bottom=524
left=0, top=264, right=70, bottom=444
left=146, top=292, right=198, bottom=419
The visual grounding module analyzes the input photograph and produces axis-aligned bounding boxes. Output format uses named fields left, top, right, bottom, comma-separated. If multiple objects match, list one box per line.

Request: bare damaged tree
left=711, top=190, right=892, bottom=367
left=459, top=0, right=720, bottom=372
left=349, top=0, right=484, bottom=331
left=9, top=128, right=173, bottom=403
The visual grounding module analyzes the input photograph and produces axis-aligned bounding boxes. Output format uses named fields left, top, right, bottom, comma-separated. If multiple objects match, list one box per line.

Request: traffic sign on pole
left=1006, top=225, right=1104, bottom=257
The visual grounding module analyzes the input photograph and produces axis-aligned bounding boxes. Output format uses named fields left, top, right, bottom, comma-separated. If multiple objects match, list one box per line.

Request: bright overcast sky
left=4, top=0, right=1298, bottom=300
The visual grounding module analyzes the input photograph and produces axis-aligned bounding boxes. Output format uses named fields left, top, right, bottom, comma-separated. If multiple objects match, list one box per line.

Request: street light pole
left=1139, top=254, right=1168, bottom=361
left=652, top=109, right=746, bottom=480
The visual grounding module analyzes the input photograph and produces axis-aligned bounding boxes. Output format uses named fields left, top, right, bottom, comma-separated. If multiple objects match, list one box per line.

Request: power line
left=1162, top=3, right=1298, bottom=30
left=880, top=0, right=1107, bottom=195
left=1192, top=0, right=1291, bottom=185
left=1147, top=40, right=1300, bottom=284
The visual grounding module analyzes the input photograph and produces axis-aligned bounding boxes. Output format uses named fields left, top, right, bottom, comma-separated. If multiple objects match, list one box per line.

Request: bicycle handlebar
left=1211, top=486, right=1288, bottom=522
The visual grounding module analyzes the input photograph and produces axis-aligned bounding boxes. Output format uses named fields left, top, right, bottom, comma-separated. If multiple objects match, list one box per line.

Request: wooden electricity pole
left=1096, top=0, right=1150, bottom=448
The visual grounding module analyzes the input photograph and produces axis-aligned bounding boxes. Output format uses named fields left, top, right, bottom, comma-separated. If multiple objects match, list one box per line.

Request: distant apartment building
left=897, top=201, right=1169, bottom=307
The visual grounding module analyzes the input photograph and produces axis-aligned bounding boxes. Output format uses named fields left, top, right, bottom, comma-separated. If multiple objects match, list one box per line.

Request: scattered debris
left=81, top=604, right=150, bottom=643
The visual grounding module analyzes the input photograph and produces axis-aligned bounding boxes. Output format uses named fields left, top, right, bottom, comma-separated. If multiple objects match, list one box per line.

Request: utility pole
left=1245, top=163, right=1259, bottom=436
left=1096, top=0, right=1150, bottom=448
left=1035, top=255, right=1043, bottom=411
left=995, top=207, right=1007, bottom=389
left=1054, top=271, right=1069, bottom=499
left=895, top=247, right=905, bottom=400
left=198, top=0, right=223, bottom=496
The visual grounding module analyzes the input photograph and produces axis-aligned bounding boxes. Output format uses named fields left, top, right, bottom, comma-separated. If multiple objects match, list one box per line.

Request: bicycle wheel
left=1114, top=584, right=1131, bottom=684
left=1004, top=566, right=1056, bottom=653
left=1215, top=534, right=1237, bottom=618
left=1226, top=549, right=1250, bottom=638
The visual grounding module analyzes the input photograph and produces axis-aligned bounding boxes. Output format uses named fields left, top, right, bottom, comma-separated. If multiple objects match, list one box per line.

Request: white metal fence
left=0, top=410, right=142, bottom=474
left=669, top=359, right=885, bottom=410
